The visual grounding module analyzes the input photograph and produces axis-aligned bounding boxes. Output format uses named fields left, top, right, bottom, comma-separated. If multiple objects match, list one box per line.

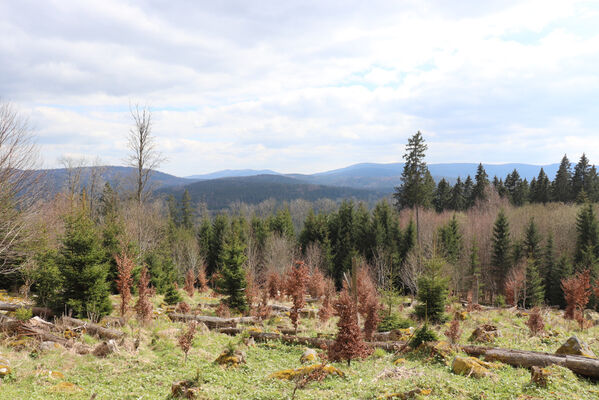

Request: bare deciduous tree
left=127, top=104, right=164, bottom=204
left=0, top=101, right=41, bottom=274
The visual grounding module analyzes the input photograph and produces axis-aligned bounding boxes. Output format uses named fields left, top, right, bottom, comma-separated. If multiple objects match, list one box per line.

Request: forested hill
left=157, top=174, right=386, bottom=210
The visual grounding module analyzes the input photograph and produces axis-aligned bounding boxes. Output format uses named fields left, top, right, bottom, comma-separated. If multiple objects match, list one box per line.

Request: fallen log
left=0, top=302, right=53, bottom=319
left=61, top=317, right=125, bottom=340
left=167, top=313, right=257, bottom=329
left=461, top=345, right=599, bottom=379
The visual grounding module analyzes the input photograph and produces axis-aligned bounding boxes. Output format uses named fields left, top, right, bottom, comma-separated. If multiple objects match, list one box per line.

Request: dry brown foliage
left=196, top=264, right=208, bottom=292
left=114, top=251, right=134, bottom=317
left=265, top=270, right=282, bottom=300
left=216, top=302, right=231, bottom=318
left=178, top=322, right=197, bottom=363
left=328, top=289, right=371, bottom=365
left=285, top=260, right=310, bottom=332
left=135, top=266, right=153, bottom=324
left=245, top=268, right=260, bottom=312
left=254, top=288, right=272, bottom=320
left=176, top=301, right=191, bottom=314
left=307, top=267, right=326, bottom=299
left=318, top=278, right=336, bottom=322
left=184, top=269, right=195, bottom=297
left=561, top=269, right=591, bottom=329
left=444, top=318, right=462, bottom=344
left=356, top=266, right=381, bottom=341
left=526, top=307, right=545, bottom=336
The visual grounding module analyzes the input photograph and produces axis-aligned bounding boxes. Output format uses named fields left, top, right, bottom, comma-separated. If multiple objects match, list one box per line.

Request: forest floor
left=1, top=290, right=598, bottom=400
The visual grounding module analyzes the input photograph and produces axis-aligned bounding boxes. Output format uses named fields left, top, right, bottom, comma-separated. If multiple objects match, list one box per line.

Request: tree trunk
left=0, top=302, right=53, bottom=319
left=167, top=313, right=257, bottom=329
left=462, top=345, right=599, bottom=379
left=61, top=316, right=125, bottom=340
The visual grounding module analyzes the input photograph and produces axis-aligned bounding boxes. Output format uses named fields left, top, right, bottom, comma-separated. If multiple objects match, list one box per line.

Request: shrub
left=410, top=324, right=438, bottom=348
left=135, top=266, right=153, bottom=324
left=377, top=313, right=412, bottom=332
left=561, top=269, right=591, bottom=329
left=444, top=318, right=462, bottom=344
left=164, top=284, right=183, bottom=305
left=115, top=251, right=134, bottom=316
left=414, top=257, right=448, bottom=323
left=318, top=278, right=335, bottom=322
left=328, top=289, right=371, bottom=366
left=265, top=270, right=282, bottom=300
left=176, top=302, right=191, bottom=314
left=15, top=307, right=32, bottom=321
left=178, top=322, right=197, bottom=363
left=196, top=265, right=208, bottom=292
left=285, top=261, right=310, bottom=332
left=307, top=268, right=326, bottom=299
left=184, top=269, right=195, bottom=297
left=526, top=308, right=545, bottom=336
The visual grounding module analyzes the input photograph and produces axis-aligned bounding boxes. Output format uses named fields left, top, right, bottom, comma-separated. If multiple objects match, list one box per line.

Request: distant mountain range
left=36, top=162, right=564, bottom=210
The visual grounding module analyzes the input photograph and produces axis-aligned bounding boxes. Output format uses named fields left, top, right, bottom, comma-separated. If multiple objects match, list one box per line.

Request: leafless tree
left=173, top=231, right=204, bottom=278
left=87, top=156, right=106, bottom=218
left=59, top=156, right=86, bottom=207
left=127, top=104, right=164, bottom=204
left=0, top=101, right=42, bottom=274
left=263, top=233, right=296, bottom=277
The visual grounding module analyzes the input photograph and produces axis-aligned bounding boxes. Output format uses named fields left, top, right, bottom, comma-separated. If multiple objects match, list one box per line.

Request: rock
left=469, top=324, right=499, bottom=343
left=300, top=348, right=318, bottom=363
left=451, top=356, right=494, bottom=378
left=171, top=380, right=201, bottom=399
left=555, top=336, right=596, bottom=358
left=40, top=341, right=62, bottom=352
left=269, top=364, right=344, bottom=380
left=214, top=350, right=246, bottom=367
left=92, top=339, right=118, bottom=357
left=0, top=364, right=11, bottom=378
left=428, top=341, right=455, bottom=362
left=530, top=366, right=550, bottom=387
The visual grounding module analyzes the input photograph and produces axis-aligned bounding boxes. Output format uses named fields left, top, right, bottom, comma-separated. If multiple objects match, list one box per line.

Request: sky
left=1, top=0, right=599, bottom=176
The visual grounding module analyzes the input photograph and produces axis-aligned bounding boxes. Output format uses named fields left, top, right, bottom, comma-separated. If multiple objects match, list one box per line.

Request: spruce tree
left=572, top=153, right=591, bottom=199
left=463, top=175, right=474, bottom=208
left=268, top=207, right=295, bottom=238
left=547, top=256, right=571, bottom=307
left=449, top=177, right=466, bottom=211
left=164, top=283, right=183, bottom=305
left=216, top=231, right=248, bottom=313
left=393, top=131, right=433, bottom=248
left=433, top=178, right=452, bottom=213
left=438, top=214, right=462, bottom=265
left=415, top=257, right=448, bottom=323
left=58, top=211, right=112, bottom=318
left=525, top=258, right=544, bottom=308
left=552, top=155, right=572, bottom=202
left=574, top=203, right=599, bottom=269
left=491, top=209, right=511, bottom=295
left=523, top=218, right=542, bottom=262
left=180, top=189, right=194, bottom=230
left=472, top=163, right=489, bottom=205
left=531, top=168, right=550, bottom=204
left=468, top=239, right=481, bottom=304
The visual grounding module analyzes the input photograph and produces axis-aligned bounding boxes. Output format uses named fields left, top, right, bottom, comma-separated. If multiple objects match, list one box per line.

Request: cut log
left=0, top=318, right=69, bottom=346
left=461, top=345, right=599, bottom=379
left=61, top=317, right=125, bottom=340
left=167, top=313, right=257, bottom=329
left=0, top=302, right=53, bottom=319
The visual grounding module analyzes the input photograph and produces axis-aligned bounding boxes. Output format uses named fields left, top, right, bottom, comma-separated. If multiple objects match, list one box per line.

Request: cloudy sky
left=1, top=0, right=599, bottom=176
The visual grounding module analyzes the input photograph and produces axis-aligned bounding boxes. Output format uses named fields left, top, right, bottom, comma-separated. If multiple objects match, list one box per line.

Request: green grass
left=1, top=297, right=598, bottom=399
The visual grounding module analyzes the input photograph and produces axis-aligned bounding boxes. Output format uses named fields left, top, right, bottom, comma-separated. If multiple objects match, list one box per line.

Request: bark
left=0, top=318, right=68, bottom=346
left=0, top=301, right=53, bottom=318
left=462, top=345, right=599, bottom=379
left=61, top=316, right=125, bottom=340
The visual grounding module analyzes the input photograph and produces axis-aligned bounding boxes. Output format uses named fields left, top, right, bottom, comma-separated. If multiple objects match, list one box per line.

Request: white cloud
left=0, top=0, right=598, bottom=175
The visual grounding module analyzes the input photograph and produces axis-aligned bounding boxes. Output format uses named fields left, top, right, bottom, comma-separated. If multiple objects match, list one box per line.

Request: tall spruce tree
left=58, top=211, right=112, bottom=317
left=394, top=131, right=433, bottom=245
left=524, top=257, right=544, bottom=308
left=572, top=153, right=591, bottom=200
left=542, top=234, right=556, bottom=304
left=449, top=177, right=466, bottom=211
left=216, top=229, right=248, bottom=312
left=523, top=218, right=542, bottom=262
left=574, top=203, right=599, bottom=271
left=531, top=168, right=550, bottom=204
left=491, top=209, right=511, bottom=295
left=547, top=256, right=571, bottom=307
left=472, top=163, right=489, bottom=205
left=180, top=189, right=194, bottom=230
left=433, top=178, right=452, bottom=213
left=437, top=214, right=462, bottom=265
left=463, top=175, right=474, bottom=208
left=552, top=155, right=572, bottom=202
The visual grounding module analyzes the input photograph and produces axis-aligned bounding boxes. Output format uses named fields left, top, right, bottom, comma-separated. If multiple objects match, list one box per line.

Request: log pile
left=61, top=317, right=125, bottom=340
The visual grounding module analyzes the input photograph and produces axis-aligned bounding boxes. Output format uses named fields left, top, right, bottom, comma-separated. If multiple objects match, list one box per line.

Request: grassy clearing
left=1, top=294, right=598, bottom=399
